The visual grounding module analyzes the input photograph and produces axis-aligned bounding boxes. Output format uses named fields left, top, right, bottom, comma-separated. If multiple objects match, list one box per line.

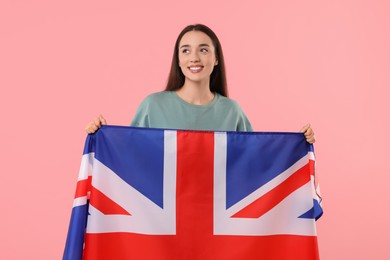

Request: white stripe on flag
left=73, top=196, right=87, bottom=207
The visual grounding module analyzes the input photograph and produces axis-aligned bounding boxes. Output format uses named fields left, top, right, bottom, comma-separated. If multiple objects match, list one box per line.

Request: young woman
left=85, top=24, right=315, bottom=143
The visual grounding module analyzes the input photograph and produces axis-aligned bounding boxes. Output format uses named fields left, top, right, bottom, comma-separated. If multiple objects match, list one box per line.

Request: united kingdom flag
left=63, top=126, right=322, bottom=260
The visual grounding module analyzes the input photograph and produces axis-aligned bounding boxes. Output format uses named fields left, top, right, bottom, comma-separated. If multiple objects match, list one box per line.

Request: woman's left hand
left=300, top=123, right=315, bottom=144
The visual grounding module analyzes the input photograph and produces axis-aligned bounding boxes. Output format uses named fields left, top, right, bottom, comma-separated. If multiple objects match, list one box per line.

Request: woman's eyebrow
left=179, top=43, right=211, bottom=49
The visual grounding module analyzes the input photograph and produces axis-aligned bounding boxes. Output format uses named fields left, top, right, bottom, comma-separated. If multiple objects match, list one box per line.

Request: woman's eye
left=182, top=49, right=190, bottom=54
left=200, top=48, right=209, bottom=53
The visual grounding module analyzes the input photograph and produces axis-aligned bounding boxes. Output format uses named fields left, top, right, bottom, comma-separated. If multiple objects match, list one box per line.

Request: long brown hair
left=165, top=24, right=228, bottom=97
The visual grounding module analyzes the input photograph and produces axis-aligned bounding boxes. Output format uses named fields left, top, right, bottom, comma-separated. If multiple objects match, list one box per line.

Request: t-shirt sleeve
left=130, top=96, right=151, bottom=127
left=228, top=99, right=252, bottom=132
left=236, top=109, right=253, bottom=132
left=237, top=114, right=253, bottom=131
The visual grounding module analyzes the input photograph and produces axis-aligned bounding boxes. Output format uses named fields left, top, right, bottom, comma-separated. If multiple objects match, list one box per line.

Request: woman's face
left=178, top=31, right=218, bottom=85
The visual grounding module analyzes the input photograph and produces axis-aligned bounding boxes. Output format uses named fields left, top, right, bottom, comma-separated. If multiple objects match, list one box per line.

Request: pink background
left=1, top=0, right=389, bottom=259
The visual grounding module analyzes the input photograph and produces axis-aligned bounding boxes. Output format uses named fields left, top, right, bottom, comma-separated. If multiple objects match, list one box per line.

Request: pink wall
left=1, top=0, right=389, bottom=259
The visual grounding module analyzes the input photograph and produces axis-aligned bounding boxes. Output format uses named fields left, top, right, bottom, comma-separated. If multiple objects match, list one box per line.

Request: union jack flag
left=63, top=126, right=322, bottom=260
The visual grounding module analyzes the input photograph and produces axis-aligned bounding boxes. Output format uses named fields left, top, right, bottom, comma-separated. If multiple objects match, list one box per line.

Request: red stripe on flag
left=89, top=186, right=131, bottom=215
left=232, top=163, right=311, bottom=218
left=83, top=233, right=319, bottom=260
left=74, top=176, right=91, bottom=198
left=309, top=159, right=315, bottom=176
left=175, top=131, right=215, bottom=259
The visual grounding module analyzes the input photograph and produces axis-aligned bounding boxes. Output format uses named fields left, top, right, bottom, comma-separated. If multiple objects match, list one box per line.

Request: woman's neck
left=176, top=80, right=214, bottom=105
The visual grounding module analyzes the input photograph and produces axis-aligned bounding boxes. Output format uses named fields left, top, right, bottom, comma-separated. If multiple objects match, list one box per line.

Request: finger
left=99, top=114, right=107, bottom=125
left=91, top=124, right=98, bottom=131
left=306, top=134, right=314, bottom=142
left=85, top=122, right=94, bottom=134
left=299, top=123, right=310, bottom=133
left=87, top=121, right=99, bottom=132
left=304, top=128, right=313, bottom=136
left=307, top=136, right=316, bottom=144
left=85, top=126, right=93, bottom=134
left=93, top=117, right=102, bottom=127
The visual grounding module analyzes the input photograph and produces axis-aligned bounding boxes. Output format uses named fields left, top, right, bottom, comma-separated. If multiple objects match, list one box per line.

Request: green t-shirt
left=130, top=91, right=253, bottom=131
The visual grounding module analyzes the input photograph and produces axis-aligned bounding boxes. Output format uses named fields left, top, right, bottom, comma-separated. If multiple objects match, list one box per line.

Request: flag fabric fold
left=63, top=125, right=322, bottom=260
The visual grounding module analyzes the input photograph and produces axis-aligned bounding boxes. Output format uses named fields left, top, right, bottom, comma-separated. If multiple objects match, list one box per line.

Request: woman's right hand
left=85, top=114, right=107, bottom=134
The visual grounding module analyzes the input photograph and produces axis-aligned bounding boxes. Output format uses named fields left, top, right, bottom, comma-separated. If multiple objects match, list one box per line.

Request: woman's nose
left=190, top=52, right=200, bottom=62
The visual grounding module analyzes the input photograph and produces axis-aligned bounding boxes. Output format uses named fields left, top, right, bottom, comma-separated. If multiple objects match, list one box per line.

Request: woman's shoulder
left=215, top=93, right=243, bottom=110
left=142, top=91, right=174, bottom=103
left=136, top=91, right=172, bottom=109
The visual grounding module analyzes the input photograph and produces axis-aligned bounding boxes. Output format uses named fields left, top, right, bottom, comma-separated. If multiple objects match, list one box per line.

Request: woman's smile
left=188, top=65, right=204, bottom=73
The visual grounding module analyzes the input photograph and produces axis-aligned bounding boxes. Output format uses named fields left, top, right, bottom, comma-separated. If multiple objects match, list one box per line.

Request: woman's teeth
left=189, top=66, right=203, bottom=72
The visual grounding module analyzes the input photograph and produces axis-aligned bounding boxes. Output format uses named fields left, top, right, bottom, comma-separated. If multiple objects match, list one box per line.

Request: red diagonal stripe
left=309, top=159, right=315, bottom=176
left=232, top=163, right=311, bottom=218
left=89, top=186, right=131, bottom=215
left=74, top=176, right=92, bottom=198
